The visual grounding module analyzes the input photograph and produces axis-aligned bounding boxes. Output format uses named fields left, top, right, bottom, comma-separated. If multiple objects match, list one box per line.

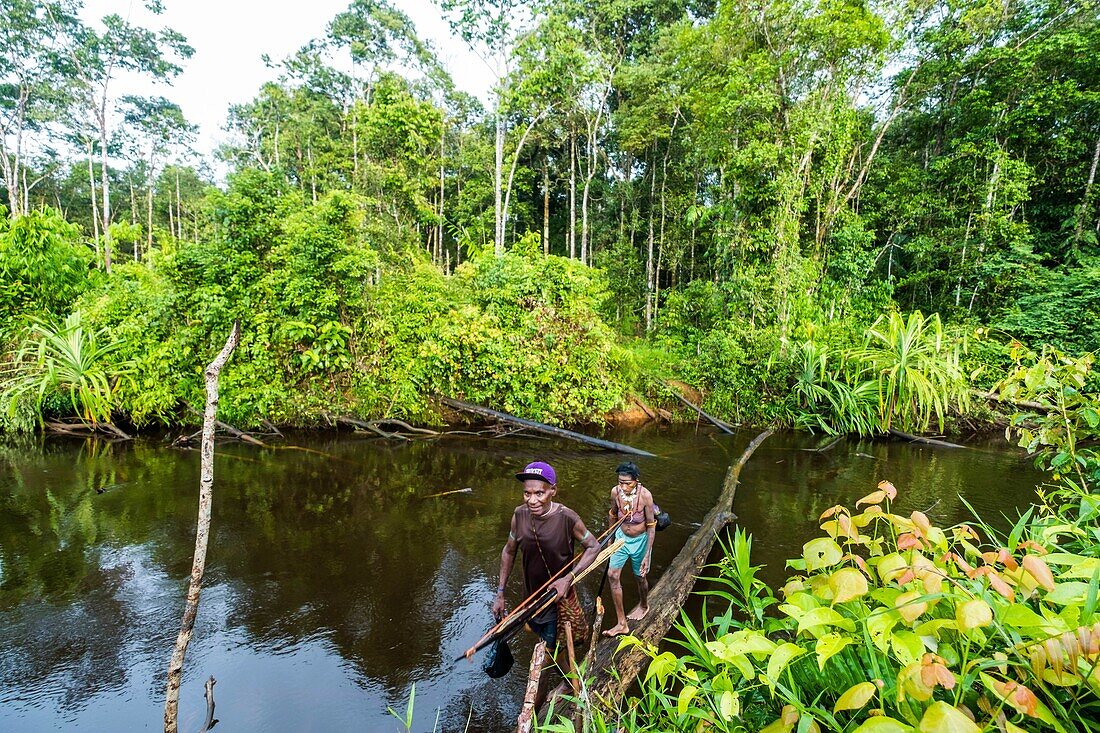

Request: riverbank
left=2, top=209, right=1056, bottom=440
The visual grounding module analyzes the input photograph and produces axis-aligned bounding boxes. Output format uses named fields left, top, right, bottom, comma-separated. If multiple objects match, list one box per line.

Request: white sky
left=81, top=0, right=492, bottom=167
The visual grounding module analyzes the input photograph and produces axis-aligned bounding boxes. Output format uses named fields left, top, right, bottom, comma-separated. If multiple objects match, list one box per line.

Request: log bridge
left=547, top=428, right=773, bottom=725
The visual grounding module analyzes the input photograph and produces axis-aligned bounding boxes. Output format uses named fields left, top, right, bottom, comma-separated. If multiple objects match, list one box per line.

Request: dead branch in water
left=44, top=419, right=131, bottom=440
left=887, top=428, right=965, bottom=449
left=436, top=395, right=656, bottom=457
left=801, top=436, right=843, bottom=453
left=668, top=390, right=735, bottom=434
left=198, top=676, right=217, bottom=733
left=164, top=321, right=239, bottom=733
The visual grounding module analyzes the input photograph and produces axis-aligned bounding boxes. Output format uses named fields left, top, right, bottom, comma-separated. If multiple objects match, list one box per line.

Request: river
left=0, top=427, right=1042, bottom=731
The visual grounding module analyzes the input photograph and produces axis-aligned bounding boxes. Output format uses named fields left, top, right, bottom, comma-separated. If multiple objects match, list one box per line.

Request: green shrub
left=0, top=209, right=94, bottom=335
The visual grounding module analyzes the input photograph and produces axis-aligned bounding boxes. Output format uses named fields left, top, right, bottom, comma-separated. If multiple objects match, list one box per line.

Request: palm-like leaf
left=849, top=311, right=970, bottom=433
left=2, top=312, right=132, bottom=427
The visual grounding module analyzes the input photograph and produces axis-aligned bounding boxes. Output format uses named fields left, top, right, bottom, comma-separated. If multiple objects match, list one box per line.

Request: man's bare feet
left=602, top=622, right=630, bottom=637
left=627, top=604, right=649, bottom=621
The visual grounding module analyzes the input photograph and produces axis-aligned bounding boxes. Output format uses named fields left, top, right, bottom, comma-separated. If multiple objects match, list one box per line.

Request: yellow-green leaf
left=876, top=553, right=908, bottom=583
left=890, top=630, right=926, bottom=665
left=955, top=599, right=993, bottom=630
left=866, top=609, right=899, bottom=653
left=718, top=689, right=739, bottom=720
left=1045, top=582, right=1090, bottom=605
left=723, top=629, right=777, bottom=656
left=1000, top=603, right=1047, bottom=628
left=917, top=701, right=980, bottom=733
left=895, top=590, right=928, bottom=624
left=852, top=717, right=912, bottom=733
left=804, top=537, right=844, bottom=571
left=831, top=568, right=869, bottom=604
left=645, top=651, right=678, bottom=684
left=815, top=632, right=854, bottom=671
left=857, top=490, right=887, bottom=507
left=676, top=684, right=697, bottom=716
left=834, top=681, right=876, bottom=712
left=797, top=606, right=856, bottom=634
left=765, top=643, right=806, bottom=690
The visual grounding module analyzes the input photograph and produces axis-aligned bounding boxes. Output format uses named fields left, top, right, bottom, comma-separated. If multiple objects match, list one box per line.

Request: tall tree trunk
left=176, top=169, right=183, bottom=240
left=968, top=155, right=1002, bottom=313
left=569, top=132, right=576, bottom=259
left=308, top=143, right=317, bottom=204
left=1073, top=132, right=1100, bottom=251
left=128, top=176, right=138, bottom=262
left=167, top=191, right=176, bottom=244
left=438, top=120, right=445, bottom=264
left=582, top=126, right=594, bottom=263
left=87, top=144, right=101, bottom=264
left=1, top=90, right=28, bottom=217
left=655, top=149, right=670, bottom=330
left=352, top=103, right=359, bottom=185
left=494, top=104, right=505, bottom=256
left=645, top=146, right=656, bottom=333
left=164, top=322, right=240, bottom=733
left=99, top=124, right=113, bottom=273
left=147, top=186, right=154, bottom=257
left=543, top=156, right=550, bottom=255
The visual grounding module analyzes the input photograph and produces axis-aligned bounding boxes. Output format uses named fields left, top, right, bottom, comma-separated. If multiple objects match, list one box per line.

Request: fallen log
left=372, top=418, right=441, bottom=436
left=182, top=403, right=266, bottom=446
left=669, top=391, right=735, bottom=434
left=631, top=396, right=658, bottom=421
left=215, top=420, right=266, bottom=446
left=435, top=396, right=656, bottom=457
left=887, top=428, right=965, bottom=449
left=971, top=389, right=1053, bottom=413
left=332, top=415, right=409, bottom=440
left=260, top=419, right=283, bottom=437
left=559, top=429, right=773, bottom=720
left=44, top=419, right=132, bottom=440
left=801, top=436, right=843, bottom=453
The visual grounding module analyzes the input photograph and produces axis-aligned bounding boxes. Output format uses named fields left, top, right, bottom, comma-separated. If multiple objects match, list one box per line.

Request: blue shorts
left=527, top=605, right=558, bottom=648
left=609, top=527, right=649, bottom=575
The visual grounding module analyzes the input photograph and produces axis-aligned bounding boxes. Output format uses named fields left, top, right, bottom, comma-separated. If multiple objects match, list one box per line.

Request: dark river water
left=0, top=427, right=1043, bottom=732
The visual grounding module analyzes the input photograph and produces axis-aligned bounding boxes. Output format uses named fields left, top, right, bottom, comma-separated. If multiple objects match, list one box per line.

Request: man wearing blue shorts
left=603, top=461, right=655, bottom=636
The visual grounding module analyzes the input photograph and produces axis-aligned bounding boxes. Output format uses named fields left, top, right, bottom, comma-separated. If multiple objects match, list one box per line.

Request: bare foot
left=627, top=604, right=649, bottom=621
left=602, top=622, right=630, bottom=637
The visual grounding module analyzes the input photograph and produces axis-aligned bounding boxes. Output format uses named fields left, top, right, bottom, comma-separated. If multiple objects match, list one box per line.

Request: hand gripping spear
left=459, top=517, right=626, bottom=662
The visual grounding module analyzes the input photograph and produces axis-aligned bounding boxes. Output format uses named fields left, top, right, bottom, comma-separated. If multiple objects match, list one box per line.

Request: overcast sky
left=81, top=0, right=492, bottom=167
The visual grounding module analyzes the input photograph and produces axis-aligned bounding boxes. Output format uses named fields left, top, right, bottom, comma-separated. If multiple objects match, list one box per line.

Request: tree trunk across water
left=560, top=429, right=773, bottom=719
left=164, top=322, right=240, bottom=733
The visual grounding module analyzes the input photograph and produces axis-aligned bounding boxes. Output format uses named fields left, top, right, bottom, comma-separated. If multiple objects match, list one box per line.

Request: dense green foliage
left=1, top=0, right=1098, bottom=432
left=1, top=178, right=631, bottom=429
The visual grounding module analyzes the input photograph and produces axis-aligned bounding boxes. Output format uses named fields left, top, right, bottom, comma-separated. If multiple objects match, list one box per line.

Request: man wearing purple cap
left=491, top=461, right=599, bottom=656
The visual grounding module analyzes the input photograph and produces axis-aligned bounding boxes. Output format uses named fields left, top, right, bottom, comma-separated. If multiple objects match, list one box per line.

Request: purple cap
left=515, top=461, right=557, bottom=485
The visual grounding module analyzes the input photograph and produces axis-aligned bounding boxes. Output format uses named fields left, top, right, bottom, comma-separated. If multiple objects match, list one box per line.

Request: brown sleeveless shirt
left=512, top=504, right=580, bottom=623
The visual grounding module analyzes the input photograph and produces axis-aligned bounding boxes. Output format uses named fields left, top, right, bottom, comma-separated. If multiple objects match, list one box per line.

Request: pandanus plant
left=1, top=312, right=132, bottom=428
left=849, top=311, right=971, bottom=434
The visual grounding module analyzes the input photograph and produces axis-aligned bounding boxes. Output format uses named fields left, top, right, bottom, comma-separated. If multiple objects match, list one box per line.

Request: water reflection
left=0, top=429, right=1041, bottom=731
